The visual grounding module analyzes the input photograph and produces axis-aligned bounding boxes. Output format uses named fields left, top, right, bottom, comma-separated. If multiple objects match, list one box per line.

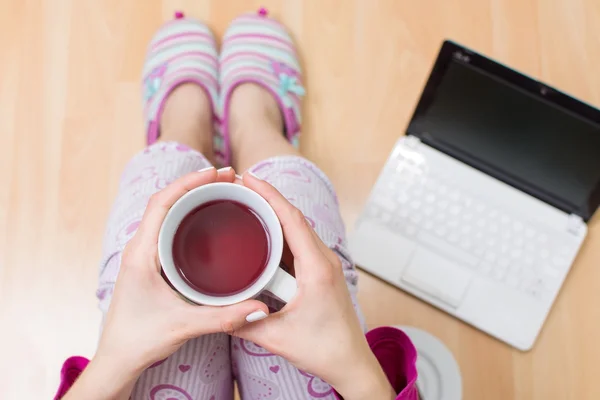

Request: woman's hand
left=236, top=173, right=395, bottom=400
left=65, top=167, right=269, bottom=400
left=94, top=168, right=269, bottom=379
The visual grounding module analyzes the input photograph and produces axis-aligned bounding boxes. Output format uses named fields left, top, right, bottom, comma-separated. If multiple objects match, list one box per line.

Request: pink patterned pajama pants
left=97, top=141, right=364, bottom=400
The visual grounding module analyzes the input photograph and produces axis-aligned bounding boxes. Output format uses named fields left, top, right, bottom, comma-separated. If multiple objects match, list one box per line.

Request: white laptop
left=349, top=40, right=600, bottom=351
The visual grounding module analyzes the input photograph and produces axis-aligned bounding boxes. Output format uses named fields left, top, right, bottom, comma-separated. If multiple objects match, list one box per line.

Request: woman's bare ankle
left=159, top=83, right=214, bottom=157
left=228, top=83, right=299, bottom=171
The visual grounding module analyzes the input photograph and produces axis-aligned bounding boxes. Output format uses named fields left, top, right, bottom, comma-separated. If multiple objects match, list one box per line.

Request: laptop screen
left=409, top=43, right=600, bottom=221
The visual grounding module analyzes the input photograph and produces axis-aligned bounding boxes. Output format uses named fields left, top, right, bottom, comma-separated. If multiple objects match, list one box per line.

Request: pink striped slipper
left=217, top=7, right=305, bottom=166
left=143, top=11, right=219, bottom=145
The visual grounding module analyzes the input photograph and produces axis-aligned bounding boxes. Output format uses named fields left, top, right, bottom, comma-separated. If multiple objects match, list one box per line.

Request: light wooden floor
left=1, top=0, right=599, bottom=399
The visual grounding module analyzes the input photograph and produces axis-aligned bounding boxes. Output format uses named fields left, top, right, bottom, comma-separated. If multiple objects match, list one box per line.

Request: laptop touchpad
left=402, top=247, right=472, bottom=308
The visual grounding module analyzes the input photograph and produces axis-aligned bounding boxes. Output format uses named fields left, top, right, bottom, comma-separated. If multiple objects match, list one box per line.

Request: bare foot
left=228, top=83, right=299, bottom=172
left=159, top=83, right=214, bottom=160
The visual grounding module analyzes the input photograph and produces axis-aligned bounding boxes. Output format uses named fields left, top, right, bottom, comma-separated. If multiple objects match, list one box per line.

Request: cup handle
left=265, top=266, right=297, bottom=303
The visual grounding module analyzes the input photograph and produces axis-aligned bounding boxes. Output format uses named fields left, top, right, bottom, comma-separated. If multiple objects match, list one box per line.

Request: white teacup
left=158, top=182, right=297, bottom=306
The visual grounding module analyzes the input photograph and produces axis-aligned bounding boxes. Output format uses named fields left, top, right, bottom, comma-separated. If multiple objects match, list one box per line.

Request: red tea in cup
left=172, top=200, right=270, bottom=296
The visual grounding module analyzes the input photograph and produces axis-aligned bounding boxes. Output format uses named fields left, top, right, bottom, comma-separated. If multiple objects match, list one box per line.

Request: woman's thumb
left=188, top=300, right=270, bottom=336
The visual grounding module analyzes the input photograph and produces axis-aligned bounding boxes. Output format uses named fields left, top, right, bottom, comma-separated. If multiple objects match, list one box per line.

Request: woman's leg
left=228, top=83, right=300, bottom=171
left=98, top=84, right=234, bottom=400
left=229, top=84, right=365, bottom=399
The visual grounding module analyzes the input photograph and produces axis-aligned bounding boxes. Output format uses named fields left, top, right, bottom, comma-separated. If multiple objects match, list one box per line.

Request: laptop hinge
left=567, top=214, right=585, bottom=235
left=405, top=135, right=422, bottom=149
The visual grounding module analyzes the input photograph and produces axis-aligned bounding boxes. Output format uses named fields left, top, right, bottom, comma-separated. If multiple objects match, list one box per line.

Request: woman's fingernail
left=235, top=174, right=243, bottom=180
left=217, top=166, right=232, bottom=173
left=246, top=171, right=262, bottom=180
left=198, top=166, right=215, bottom=173
left=245, top=310, right=268, bottom=323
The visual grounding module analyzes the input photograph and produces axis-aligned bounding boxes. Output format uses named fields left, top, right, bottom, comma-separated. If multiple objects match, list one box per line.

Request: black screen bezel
left=407, top=40, right=600, bottom=222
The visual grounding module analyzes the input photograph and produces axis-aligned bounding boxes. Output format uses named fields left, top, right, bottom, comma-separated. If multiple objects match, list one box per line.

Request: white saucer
left=396, top=326, right=462, bottom=400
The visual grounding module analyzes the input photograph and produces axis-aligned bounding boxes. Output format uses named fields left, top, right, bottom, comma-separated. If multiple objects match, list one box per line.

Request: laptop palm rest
left=401, top=248, right=472, bottom=308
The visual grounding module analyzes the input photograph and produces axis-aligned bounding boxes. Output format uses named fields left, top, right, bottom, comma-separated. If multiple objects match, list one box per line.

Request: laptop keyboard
left=364, top=155, right=572, bottom=300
